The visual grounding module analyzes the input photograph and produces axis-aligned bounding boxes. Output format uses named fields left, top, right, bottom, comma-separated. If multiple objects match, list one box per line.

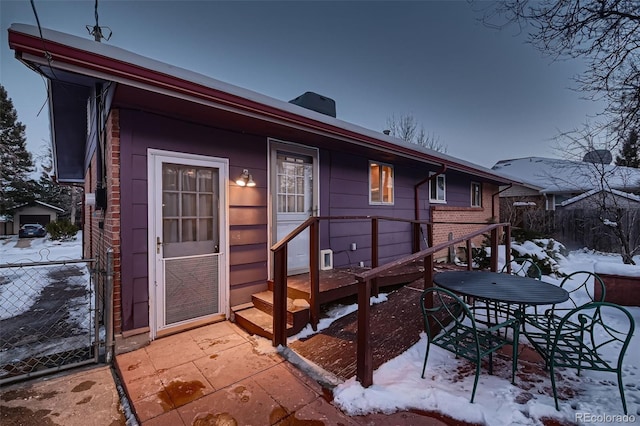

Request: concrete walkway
left=0, top=366, right=126, bottom=426
left=1, top=321, right=449, bottom=425
left=114, top=321, right=448, bottom=425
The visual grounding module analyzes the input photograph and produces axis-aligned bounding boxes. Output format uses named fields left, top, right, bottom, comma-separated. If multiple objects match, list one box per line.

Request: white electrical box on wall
left=85, top=193, right=96, bottom=206
left=320, top=249, right=333, bottom=270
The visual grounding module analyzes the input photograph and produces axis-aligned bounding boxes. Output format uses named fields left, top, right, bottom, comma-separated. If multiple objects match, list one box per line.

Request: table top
left=433, top=270, right=569, bottom=305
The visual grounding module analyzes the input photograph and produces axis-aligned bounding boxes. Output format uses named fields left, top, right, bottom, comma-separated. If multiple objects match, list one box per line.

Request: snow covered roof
left=560, top=188, right=640, bottom=207
left=8, top=23, right=513, bottom=184
left=492, top=157, right=640, bottom=193
left=12, top=200, right=65, bottom=213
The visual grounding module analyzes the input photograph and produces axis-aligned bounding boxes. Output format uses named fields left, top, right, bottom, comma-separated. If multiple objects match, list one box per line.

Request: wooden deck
left=284, top=259, right=425, bottom=304
left=290, top=280, right=426, bottom=381
left=288, top=264, right=467, bottom=381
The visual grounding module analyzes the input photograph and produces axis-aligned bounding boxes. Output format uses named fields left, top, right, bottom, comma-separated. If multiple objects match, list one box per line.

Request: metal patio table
left=433, top=270, right=569, bottom=307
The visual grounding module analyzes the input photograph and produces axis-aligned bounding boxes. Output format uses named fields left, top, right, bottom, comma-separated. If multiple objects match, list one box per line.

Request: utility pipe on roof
left=415, top=164, right=447, bottom=221
left=491, top=183, right=513, bottom=219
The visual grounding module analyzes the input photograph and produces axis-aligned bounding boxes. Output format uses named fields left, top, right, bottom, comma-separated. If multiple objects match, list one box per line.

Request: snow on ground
left=0, top=233, right=85, bottom=320
left=0, top=233, right=83, bottom=264
left=321, top=246, right=640, bottom=426
left=0, top=233, right=92, bottom=365
left=3, top=235, right=638, bottom=424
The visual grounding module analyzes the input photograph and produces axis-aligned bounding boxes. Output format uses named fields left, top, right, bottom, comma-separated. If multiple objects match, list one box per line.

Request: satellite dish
left=583, top=149, right=612, bottom=164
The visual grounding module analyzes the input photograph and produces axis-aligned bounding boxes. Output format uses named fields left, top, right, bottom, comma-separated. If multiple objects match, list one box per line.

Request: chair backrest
left=420, top=287, right=476, bottom=340
left=501, top=258, right=542, bottom=280
left=558, top=271, right=606, bottom=310
left=551, top=302, right=635, bottom=373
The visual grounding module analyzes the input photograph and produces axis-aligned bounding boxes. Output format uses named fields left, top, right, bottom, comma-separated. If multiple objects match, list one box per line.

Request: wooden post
left=412, top=222, right=420, bottom=253
left=371, top=218, right=379, bottom=296
left=356, top=278, right=373, bottom=387
left=466, top=239, right=473, bottom=271
left=504, top=224, right=512, bottom=274
left=423, top=253, right=434, bottom=290
left=423, top=253, right=438, bottom=334
left=490, top=227, right=499, bottom=272
left=272, top=247, right=288, bottom=347
left=309, top=218, right=320, bottom=331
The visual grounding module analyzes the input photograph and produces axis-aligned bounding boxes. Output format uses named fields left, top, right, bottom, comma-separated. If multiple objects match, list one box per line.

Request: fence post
left=105, top=248, right=114, bottom=363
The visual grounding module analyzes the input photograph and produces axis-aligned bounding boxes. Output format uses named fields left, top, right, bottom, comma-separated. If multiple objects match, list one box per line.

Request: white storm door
left=149, top=150, right=227, bottom=335
left=275, top=151, right=315, bottom=275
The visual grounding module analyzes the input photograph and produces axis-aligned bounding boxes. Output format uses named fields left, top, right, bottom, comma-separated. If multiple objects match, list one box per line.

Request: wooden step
left=267, top=280, right=310, bottom=301
left=234, top=307, right=306, bottom=340
left=251, top=291, right=310, bottom=330
left=234, top=307, right=284, bottom=340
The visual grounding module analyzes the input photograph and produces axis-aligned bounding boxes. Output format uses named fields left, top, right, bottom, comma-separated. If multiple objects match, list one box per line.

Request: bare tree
left=386, top=114, right=448, bottom=153
left=480, top=1, right=640, bottom=151
left=547, top=127, right=640, bottom=263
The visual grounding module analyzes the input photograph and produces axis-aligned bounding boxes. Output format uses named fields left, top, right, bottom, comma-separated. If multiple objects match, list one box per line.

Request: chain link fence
left=0, top=256, right=106, bottom=385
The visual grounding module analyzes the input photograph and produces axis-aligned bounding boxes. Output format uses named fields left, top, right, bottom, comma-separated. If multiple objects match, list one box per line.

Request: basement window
left=369, top=161, right=394, bottom=205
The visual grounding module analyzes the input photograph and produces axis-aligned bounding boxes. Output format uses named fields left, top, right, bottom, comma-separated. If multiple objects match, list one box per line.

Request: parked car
left=18, top=223, right=47, bottom=238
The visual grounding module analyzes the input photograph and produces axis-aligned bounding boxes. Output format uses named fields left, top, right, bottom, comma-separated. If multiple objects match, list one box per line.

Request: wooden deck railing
left=270, top=215, right=433, bottom=347
left=353, top=222, right=512, bottom=387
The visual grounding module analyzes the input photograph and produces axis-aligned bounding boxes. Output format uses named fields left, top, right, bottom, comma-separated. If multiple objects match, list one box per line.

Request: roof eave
left=8, top=24, right=515, bottom=184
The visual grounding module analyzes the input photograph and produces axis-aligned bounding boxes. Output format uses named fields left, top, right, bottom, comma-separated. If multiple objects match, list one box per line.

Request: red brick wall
left=430, top=184, right=499, bottom=260
left=84, top=110, right=122, bottom=334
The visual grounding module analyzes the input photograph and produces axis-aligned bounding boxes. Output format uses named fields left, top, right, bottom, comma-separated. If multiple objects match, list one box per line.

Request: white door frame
left=268, top=139, right=320, bottom=277
left=147, top=149, right=229, bottom=339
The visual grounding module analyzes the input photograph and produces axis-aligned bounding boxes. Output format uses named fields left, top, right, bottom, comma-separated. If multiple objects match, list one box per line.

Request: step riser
left=252, top=293, right=309, bottom=330
left=233, top=308, right=306, bottom=339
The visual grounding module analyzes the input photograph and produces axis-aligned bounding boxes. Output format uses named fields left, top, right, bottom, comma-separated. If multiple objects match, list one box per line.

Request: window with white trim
left=429, top=174, right=446, bottom=203
left=369, top=161, right=394, bottom=204
left=471, top=182, right=482, bottom=207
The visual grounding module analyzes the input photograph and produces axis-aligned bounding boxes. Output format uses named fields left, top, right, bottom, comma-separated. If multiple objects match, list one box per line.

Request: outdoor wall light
left=235, top=169, right=255, bottom=187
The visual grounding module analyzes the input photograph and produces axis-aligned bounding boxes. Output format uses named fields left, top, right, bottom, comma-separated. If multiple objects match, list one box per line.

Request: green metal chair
left=420, top=287, right=519, bottom=403
left=524, top=271, right=605, bottom=330
left=547, top=302, right=635, bottom=414
left=523, top=271, right=606, bottom=367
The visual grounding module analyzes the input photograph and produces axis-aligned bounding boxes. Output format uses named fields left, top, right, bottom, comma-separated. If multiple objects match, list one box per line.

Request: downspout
left=415, top=164, right=447, bottom=221
left=492, top=183, right=513, bottom=219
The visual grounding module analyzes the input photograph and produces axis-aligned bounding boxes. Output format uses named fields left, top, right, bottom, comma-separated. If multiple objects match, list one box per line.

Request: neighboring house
left=560, top=188, right=640, bottom=210
left=9, top=24, right=515, bottom=351
left=9, top=200, right=65, bottom=233
left=492, top=157, right=640, bottom=224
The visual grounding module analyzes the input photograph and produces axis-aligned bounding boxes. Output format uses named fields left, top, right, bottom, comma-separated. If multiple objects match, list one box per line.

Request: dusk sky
left=1, top=0, right=605, bottom=169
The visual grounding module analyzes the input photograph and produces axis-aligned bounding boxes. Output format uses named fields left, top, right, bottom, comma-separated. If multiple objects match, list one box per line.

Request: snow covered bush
left=510, top=238, right=567, bottom=277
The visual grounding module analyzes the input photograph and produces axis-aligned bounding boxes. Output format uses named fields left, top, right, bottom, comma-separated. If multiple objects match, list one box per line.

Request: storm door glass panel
left=277, top=155, right=312, bottom=215
left=161, top=163, right=220, bottom=325
left=162, top=163, right=219, bottom=257
left=276, top=153, right=313, bottom=274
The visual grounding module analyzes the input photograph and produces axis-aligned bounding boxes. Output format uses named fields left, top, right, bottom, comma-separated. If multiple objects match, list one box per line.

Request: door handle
left=156, top=237, right=162, bottom=254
